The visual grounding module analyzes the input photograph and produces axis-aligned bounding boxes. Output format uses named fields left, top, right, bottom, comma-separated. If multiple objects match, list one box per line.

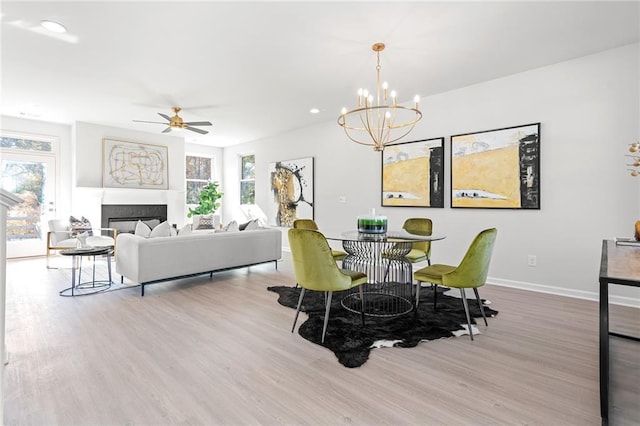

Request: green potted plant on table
left=188, top=181, right=224, bottom=218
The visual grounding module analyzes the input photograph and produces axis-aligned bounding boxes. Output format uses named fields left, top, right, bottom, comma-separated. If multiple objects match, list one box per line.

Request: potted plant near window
left=188, top=181, right=224, bottom=222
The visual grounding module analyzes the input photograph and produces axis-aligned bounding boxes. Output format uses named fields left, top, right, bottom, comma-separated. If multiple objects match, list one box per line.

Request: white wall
left=72, top=122, right=187, bottom=227
left=223, top=43, right=640, bottom=305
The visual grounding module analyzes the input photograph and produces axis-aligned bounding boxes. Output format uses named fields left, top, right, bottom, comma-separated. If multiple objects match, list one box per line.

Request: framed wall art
left=268, top=157, right=314, bottom=227
left=450, top=123, right=540, bottom=209
left=103, top=139, right=169, bottom=189
left=381, top=137, right=445, bottom=208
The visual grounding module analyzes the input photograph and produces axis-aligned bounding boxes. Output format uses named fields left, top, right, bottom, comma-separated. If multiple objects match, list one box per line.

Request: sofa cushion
left=196, top=216, right=215, bottom=230
left=178, top=224, right=192, bottom=236
left=70, top=215, right=93, bottom=237
left=243, top=219, right=260, bottom=231
left=135, top=220, right=152, bottom=237
left=150, top=221, right=171, bottom=238
left=221, top=220, right=239, bottom=233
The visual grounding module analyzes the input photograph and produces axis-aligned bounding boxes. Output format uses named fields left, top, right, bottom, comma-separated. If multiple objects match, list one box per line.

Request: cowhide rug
left=267, top=285, right=498, bottom=368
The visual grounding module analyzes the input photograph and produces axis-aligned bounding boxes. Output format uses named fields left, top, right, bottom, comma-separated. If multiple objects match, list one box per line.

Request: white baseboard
left=488, top=277, right=640, bottom=308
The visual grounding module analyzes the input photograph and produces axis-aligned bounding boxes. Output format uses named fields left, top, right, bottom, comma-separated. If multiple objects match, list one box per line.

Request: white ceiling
left=1, top=1, right=638, bottom=147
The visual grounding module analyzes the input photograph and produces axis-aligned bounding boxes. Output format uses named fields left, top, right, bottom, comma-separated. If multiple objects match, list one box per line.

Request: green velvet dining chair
left=382, top=217, right=433, bottom=282
left=288, top=228, right=368, bottom=343
left=293, top=219, right=347, bottom=261
left=413, top=228, right=497, bottom=340
left=402, top=218, right=433, bottom=265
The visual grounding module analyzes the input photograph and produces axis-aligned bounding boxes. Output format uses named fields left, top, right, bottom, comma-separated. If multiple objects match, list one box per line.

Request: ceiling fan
left=133, top=107, right=212, bottom=135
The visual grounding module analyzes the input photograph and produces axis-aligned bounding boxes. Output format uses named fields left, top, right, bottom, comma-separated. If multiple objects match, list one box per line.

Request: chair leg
left=291, top=288, right=306, bottom=333
left=433, top=284, right=438, bottom=311
left=459, top=288, right=474, bottom=341
left=473, top=288, right=488, bottom=326
left=321, top=291, right=333, bottom=344
left=359, top=285, right=365, bottom=326
left=415, top=280, right=421, bottom=308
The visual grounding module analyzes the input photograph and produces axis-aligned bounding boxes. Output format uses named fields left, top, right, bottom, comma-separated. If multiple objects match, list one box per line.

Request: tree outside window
left=186, top=155, right=213, bottom=205
left=240, top=154, right=255, bottom=204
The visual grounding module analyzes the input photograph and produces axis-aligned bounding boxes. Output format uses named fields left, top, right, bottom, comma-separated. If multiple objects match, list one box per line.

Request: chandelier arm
left=362, top=107, right=379, bottom=146
left=386, top=123, right=420, bottom=145
left=341, top=127, right=377, bottom=147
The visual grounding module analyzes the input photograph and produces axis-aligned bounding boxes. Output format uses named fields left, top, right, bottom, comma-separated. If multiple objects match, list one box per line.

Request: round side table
left=59, top=246, right=113, bottom=296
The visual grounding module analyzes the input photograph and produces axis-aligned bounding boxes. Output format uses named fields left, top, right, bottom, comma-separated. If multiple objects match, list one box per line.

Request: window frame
left=240, top=154, right=255, bottom=205
left=185, top=154, right=215, bottom=206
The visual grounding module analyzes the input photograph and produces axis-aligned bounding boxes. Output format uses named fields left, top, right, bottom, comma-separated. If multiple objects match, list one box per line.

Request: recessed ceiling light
left=40, top=20, right=67, bottom=33
left=309, top=108, right=320, bottom=114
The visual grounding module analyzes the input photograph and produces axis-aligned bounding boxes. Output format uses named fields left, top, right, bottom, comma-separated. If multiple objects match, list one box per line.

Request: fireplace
left=101, top=204, right=168, bottom=234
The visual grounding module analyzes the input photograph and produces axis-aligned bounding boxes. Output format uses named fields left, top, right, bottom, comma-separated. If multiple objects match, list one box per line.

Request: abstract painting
left=103, top=139, right=168, bottom=189
left=450, top=123, right=540, bottom=209
left=268, top=157, right=314, bottom=227
left=381, top=137, right=444, bottom=208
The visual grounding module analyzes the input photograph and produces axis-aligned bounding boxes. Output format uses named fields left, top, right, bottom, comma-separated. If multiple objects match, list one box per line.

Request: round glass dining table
left=323, top=230, right=446, bottom=317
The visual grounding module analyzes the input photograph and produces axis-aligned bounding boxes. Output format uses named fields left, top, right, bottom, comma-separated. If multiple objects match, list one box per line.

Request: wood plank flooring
left=4, top=254, right=639, bottom=425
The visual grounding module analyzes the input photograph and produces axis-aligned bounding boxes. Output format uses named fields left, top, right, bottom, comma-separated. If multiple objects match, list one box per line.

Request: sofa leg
left=120, top=276, right=124, bottom=284
left=275, top=260, right=278, bottom=270
left=141, top=284, right=145, bottom=297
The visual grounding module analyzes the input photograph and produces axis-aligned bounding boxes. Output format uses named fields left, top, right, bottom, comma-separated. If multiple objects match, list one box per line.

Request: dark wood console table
left=599, top=239, right=640, bottom=425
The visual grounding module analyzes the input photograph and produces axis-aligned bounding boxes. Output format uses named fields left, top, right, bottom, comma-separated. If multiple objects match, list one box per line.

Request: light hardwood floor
left=4, top=254, right=639, bottom=425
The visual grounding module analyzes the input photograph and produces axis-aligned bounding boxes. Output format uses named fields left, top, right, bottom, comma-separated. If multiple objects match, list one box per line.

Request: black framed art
left=450, top=123, right=540, bottom=209
left=381, top=137, right=445, bottom=208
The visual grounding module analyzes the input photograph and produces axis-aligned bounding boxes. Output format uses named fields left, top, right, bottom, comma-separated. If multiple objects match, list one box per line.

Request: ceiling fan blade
left=185, top=126, right=208, bottom=135
left=133, top=120, right=167, bottom=124
left=184, top=121, right=212, bottom=126
left=158, top=113, right=172, bottom=121
left=161, top=127, right=172, bottom=133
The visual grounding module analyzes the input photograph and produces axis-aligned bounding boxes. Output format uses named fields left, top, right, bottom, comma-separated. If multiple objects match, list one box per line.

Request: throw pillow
left=196, top=217, right=215, bottom=230
left=169, top=225, right=178, bottom=237
left=144, top=219, right=161, bottom=230
left=69, top=215, right=93, bottom=237
left=150, top=221, right=171, bottom=238
left=134, top=220, right=152, bottom=237
left=224, top=220, right=239, bottom=233
left=178, top=224, right=192, bottom=236
left=244, top=219, right=260, bottom=231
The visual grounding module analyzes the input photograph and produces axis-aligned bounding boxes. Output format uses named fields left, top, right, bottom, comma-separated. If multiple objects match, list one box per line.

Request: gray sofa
left=115, top=227, right=282, bottom=295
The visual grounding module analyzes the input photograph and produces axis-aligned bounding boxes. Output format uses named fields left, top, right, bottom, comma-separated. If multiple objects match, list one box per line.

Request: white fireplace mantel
left=73, top=187, right=187, bottom=229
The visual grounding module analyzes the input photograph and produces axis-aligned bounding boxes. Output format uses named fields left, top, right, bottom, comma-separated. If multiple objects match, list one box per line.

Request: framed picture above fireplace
left=102, top=138, right=169, bottom=189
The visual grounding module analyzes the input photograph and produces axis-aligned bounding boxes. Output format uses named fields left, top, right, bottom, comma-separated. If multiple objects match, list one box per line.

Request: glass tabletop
left=323, top=229, right=446, bottom=243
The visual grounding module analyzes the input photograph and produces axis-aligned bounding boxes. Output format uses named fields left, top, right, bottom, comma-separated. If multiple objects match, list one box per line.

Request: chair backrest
left=48, top=219, right=71, bottom=245
left=443, top=228, right=497, bottom=289
left=288, top=228, right=352, bottom=292
left=403, top=218, right=433, bottom=256
left=292, top=219, right=319, bottom=230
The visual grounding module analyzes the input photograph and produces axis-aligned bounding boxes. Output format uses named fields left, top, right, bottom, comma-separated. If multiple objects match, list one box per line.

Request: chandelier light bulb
left=632, top=170, right=639, bottom=177
left=341, top=107, right=347, bottom=115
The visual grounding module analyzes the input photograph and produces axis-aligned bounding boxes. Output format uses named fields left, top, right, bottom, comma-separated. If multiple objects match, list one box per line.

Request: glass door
left=2, top=152, right=57, bottom=258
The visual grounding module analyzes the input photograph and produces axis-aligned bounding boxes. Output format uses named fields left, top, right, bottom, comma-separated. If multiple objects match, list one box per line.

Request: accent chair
left=288, top=228, right=368, bottom=343
left=292, top=219, right=347, bottom=261
left=413, top=228, right=497, bottom=340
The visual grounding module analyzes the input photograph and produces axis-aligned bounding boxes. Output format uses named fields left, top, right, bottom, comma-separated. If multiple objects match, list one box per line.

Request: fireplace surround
left=101, top=204, right=168, bottom=234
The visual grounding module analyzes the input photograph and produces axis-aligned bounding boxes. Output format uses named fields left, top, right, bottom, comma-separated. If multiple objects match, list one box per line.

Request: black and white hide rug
left=267, top=285, right=498, bottom=368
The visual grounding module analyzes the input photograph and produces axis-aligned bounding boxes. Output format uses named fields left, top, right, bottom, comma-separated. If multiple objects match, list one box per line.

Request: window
left=185, top=155, right=213, bottom=205
left=1, top=135, right=54, bottom=152
left=240, top=154, right=255, bottom=204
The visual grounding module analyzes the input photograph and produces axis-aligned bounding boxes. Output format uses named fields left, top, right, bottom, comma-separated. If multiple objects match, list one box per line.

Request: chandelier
left=338, top=42, right=422, bottom=152
left=627, top=142, right=640, bottom=176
